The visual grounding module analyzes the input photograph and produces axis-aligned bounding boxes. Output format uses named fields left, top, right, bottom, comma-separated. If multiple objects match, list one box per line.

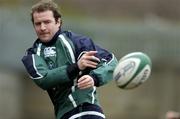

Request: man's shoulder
left=24, top=40, right=40, bottom=55
left=62, top=30, right=91, bottom=41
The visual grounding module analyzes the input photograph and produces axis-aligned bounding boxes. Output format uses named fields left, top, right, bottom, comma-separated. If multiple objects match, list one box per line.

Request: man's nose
left=40, top=23, right=46, bottom=30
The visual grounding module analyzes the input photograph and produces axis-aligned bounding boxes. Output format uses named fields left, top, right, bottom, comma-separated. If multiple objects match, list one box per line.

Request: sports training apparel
left=22, top=29, right=118, bottom=119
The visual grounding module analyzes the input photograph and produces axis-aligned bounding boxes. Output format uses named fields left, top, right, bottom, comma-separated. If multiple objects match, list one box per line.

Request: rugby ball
left=113, top=52, right=152, bottom=89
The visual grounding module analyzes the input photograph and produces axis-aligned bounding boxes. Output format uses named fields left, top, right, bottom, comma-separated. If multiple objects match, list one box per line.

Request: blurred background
left=0, top=0, right=180, bottom=119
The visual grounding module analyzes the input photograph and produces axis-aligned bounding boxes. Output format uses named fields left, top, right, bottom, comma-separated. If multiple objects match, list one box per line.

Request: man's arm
left=89, top=53, right=118, bottom=87
left=66, top=31, right=118, bottom=87
left=22, top=53, right=73, bottom=90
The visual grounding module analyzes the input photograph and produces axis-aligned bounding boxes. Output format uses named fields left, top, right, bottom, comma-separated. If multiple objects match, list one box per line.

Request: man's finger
left=85, top=51, right=98, bottom=56
left=77, top=75, right=94, bottom=89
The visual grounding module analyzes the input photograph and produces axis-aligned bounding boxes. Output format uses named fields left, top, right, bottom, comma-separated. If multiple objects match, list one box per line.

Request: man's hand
left=77, top=75, right=94, bottom=89
left=77, top=51, right=100, bottom=70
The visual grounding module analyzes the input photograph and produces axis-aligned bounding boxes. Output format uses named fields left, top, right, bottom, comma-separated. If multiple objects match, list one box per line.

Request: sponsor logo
left=44, top=47, right=56, bottom=57
left=140, top=66, right=150, bottom=82
left=114, top=61, right=136, bottom=81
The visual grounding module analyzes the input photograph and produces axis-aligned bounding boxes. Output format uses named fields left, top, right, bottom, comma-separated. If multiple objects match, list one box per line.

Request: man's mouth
left=40, top=32, right=49, bottom=35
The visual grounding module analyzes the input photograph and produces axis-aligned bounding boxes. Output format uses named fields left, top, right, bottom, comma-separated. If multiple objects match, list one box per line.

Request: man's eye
left=44, top=21, right=51, bottom=24
left=34, top=22, right=41, bottom=26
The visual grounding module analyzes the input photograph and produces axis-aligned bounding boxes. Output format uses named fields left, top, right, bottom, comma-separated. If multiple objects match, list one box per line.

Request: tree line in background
left=1, top=0, right=180, bottom=21
left=58, top=0, right=180, bottom=21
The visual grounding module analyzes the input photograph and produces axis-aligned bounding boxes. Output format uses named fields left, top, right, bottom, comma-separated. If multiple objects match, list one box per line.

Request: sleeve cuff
left=67, top=63, right=80, bottom=80
left=89, top=73, right=100, bottom=87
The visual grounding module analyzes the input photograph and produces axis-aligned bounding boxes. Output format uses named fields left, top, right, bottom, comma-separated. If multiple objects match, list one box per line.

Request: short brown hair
left=31, top=0, right=61, bottom=23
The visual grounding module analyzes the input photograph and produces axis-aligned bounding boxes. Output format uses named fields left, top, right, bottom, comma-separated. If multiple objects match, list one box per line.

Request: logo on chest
left=44, top=47, right=56, bottom=57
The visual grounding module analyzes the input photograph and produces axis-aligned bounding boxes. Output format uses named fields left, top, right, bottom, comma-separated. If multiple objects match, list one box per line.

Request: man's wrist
left=89, top=73, right=99, bottom=87
left=67, top=63, right=80, bottom=80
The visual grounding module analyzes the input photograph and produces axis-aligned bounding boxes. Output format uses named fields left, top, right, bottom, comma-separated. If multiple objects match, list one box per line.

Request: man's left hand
left=77, top=75, right=94, bottom=89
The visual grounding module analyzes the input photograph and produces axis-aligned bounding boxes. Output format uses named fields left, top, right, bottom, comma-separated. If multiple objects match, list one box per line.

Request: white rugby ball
left=113, top=52, right=152, bottom=89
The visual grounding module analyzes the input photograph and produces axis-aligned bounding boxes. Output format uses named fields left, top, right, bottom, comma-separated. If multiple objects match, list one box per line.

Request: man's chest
left=42, top=45, right=70, bottom=69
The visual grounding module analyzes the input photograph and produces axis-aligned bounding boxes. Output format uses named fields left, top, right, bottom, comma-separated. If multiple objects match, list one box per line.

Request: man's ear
left=57, top=18, right=62, bottom=27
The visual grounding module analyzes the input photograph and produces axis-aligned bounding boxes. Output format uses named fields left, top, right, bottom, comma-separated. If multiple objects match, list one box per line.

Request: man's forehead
left=33, top=10, right=54, bottom=17
left=33, top=10, right=54, bottom=21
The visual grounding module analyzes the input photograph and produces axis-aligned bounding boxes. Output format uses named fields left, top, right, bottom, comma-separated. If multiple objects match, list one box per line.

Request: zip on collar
left=36, top=29, right=62, bottom=46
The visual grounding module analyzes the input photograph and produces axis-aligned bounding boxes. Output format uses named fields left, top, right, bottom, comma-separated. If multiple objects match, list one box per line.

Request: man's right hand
left=77, top=51, right=100, bottom=70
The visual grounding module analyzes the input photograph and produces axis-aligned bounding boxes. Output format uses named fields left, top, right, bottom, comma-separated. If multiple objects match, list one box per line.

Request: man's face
left=33, top=10, right=61, bottom=43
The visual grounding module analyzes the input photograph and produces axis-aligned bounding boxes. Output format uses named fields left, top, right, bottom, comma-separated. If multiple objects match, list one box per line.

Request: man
left=22, top=0, right=118, bottom=119
left=165, top=111, right=180, bottom=119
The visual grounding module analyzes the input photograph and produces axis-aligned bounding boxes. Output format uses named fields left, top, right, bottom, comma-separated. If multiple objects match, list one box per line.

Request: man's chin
left=39, top=37, right=51, bottom=43
left=40, top=39, right=51, bottom=43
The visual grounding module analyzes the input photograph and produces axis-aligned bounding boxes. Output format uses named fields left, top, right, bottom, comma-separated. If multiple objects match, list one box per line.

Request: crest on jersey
left=44, top=47, right=56, bottom=57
